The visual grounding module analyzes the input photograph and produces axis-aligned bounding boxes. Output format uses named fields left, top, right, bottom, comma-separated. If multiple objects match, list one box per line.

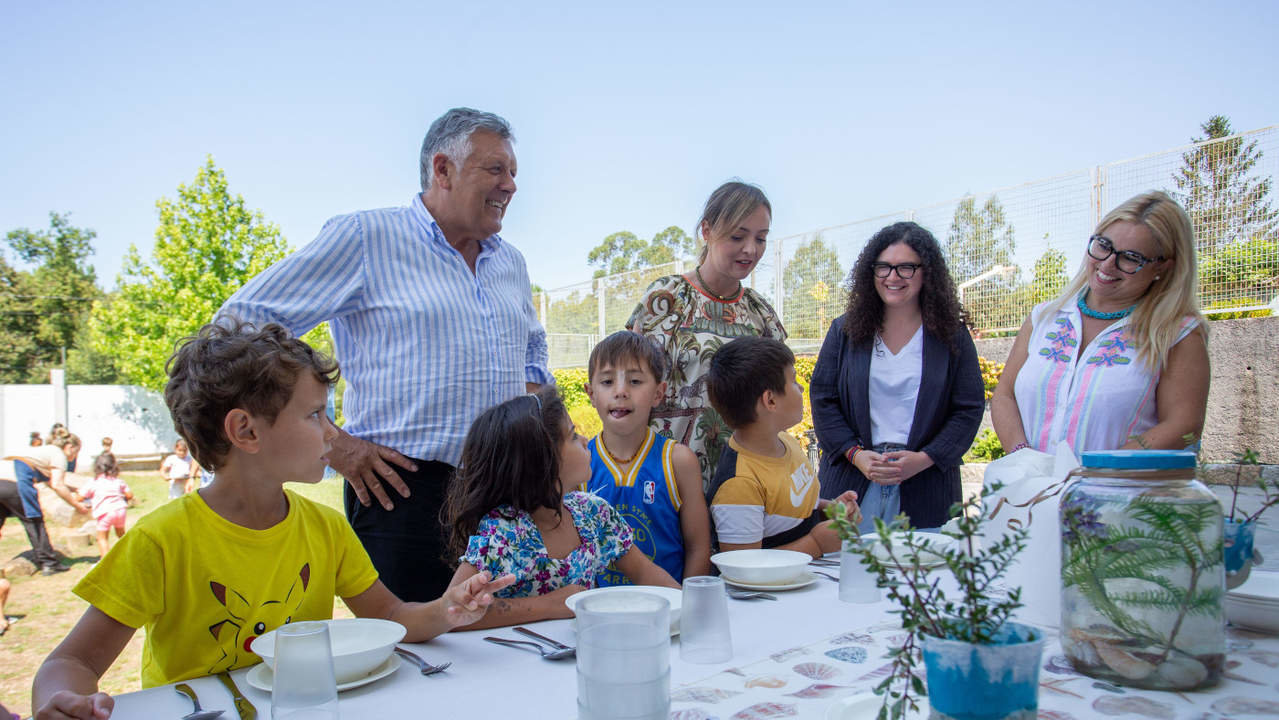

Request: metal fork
left=394, top=646, right=452, bottom=676
left=728, top=589, right=778, bottom=601
left=811, top=569, right=840, bottom=582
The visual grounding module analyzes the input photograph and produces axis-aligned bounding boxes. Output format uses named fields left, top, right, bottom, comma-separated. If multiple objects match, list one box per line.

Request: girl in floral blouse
left=444, top=386, right=679, bottom=630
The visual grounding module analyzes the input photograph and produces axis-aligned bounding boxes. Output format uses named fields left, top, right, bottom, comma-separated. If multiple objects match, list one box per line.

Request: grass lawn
left=0, top=472, right=352, bottom=718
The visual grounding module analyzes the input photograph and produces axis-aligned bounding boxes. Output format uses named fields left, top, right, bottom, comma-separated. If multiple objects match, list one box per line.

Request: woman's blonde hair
left=696, top=181, right=771, bottom=264
left=1041, top=190, right=1206, bottom=371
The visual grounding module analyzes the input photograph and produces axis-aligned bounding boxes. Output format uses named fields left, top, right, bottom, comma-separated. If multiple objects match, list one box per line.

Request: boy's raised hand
left=443, top=571, right=517, bottom=626
left=35, top=690, right=113, bottom=720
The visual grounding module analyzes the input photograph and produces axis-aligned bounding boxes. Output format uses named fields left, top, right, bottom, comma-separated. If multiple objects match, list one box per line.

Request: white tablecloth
left=109, top=569, right=1279, bottom=719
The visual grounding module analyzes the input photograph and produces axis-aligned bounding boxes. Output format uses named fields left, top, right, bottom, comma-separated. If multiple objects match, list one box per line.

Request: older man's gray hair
left=419, top=108, right=515, bottom=192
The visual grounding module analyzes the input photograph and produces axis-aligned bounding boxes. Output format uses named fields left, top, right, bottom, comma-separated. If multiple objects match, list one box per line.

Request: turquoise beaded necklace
left=1077, top=290, right=1136, bottom=320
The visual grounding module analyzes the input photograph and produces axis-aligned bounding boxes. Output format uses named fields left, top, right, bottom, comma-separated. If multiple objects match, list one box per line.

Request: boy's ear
left=652, top=381, right=667, bottom=407
left=223, top=408, right=260, bottom=455
left=583, top=380, right=593, bottom=402
left=757, top=389, right=777, bottom=415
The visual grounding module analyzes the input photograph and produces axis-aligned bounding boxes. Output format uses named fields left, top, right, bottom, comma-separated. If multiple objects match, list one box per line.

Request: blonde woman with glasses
left=992, top=191, right=1209, bottom=454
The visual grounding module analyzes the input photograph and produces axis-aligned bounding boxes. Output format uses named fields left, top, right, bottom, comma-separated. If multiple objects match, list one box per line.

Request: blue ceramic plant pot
left=1224, top=518, right=1257, bottom=574
left=921, top=621, right=1045, bottom=720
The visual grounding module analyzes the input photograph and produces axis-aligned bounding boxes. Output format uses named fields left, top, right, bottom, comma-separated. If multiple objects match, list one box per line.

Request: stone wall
left=973, top=316, right=1279, bottom=463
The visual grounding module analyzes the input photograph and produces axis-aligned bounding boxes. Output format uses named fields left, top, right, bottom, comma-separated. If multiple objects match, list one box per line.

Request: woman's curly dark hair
left=841, top=222, right=970, bottom=352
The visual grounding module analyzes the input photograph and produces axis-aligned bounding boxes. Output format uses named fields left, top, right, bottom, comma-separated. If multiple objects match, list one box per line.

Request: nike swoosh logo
left=790, top=468, right=814, bottom=507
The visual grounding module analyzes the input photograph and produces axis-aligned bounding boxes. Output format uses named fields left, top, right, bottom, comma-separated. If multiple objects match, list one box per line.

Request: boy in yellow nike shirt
left=706, top=337, right=860, bottom=556
left=33, top=322, right=513, bottom=719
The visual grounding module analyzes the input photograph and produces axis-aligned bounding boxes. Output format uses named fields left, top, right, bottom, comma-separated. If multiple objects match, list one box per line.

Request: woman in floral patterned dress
left=991, top=191, right=1209, bottom=454
left=443, top=386, right=678, bottom=630
left=627, top=181, right=786, bottom=491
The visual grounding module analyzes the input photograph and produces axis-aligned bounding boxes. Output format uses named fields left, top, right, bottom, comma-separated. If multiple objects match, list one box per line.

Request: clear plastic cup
left=576, top=591, right=670, bottom=720
left=839, top=539, right=880, bottom=603
left=270, top=621, right=339, bottom=719
left=680, top=576, right=733, bottom=664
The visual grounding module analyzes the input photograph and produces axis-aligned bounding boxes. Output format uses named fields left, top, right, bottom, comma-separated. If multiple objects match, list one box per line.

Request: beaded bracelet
left=1011, top=442, right=1029, bottom=453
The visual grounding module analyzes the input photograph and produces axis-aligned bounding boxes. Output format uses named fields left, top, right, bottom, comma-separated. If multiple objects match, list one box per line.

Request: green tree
left=1030, top=244, right=1069, bottom=305
left=2, top=213, right=105, bottom=383
left=1173, top=115, right=1277, bottom=251
left=0, top=253, right=41, bottom=383
left=945, top=195, right=1016, bottom=283
left=587, top=226, right=694, bottom=278
left=87, top=157, right=301, bottom=390
left=782, top=234, right=844, bottom=337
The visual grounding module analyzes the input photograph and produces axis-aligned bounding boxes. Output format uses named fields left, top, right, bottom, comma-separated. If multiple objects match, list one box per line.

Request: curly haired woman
left=810, top=222, right=984, bottom=532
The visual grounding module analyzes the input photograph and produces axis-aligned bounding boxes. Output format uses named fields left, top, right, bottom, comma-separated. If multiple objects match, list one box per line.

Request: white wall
left=1, top=384, right=177, bottom=479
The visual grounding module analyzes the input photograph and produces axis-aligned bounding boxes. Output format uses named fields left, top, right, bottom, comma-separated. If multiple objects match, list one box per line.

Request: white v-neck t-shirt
left=869, top=326, right=924, bottom=446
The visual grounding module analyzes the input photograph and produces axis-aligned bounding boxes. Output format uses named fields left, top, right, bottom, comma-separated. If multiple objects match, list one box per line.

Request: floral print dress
left=460, top=491, right=634, bottom=598
left=627, top=275, right=786, bottom=492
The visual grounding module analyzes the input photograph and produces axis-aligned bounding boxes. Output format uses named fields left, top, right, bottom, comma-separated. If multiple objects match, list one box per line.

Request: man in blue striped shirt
left=218, top=108, right=552, bottom=601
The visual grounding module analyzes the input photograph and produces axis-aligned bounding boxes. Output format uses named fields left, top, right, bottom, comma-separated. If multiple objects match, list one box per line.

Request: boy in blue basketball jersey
left=583, top=331, right=711, bottom=585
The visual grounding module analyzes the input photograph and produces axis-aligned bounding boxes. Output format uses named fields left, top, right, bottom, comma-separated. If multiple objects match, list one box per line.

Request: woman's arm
left=810, top=319, right=861, bottom=461
left=672, top=445, right=712, bottom=578
left=444, top=563, right=583, bottom=631
left=45, top=464, right=89, bottom=515
left=614, top=546, right=680, bottom=588
left=1122, top=328, right=1209, bottom=450
left=33, top=607, right=133, bottom=720
left=991, top=315, right=1035, bottom=452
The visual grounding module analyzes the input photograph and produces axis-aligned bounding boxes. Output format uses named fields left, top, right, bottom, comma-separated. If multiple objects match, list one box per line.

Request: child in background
left=99, top=437, right=113, bottom=457
left=159, top=439, right=192, bottom=499
left=583, top=331, right=710, bottom=585
left=33, top=322, right=513, bottom=718
left=76, top=453, right=132, bottom=558
left=705, top=337, right=860, bottom=556
left=444, top=386, right=679, bottom=630
left=30, top=431, right=43, bottom=447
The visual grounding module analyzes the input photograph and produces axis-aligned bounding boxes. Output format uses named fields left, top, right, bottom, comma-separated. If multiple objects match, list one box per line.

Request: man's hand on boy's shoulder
left=35, top=690, right=113, bottom=720
left=327, top=429, right=418, bottom=510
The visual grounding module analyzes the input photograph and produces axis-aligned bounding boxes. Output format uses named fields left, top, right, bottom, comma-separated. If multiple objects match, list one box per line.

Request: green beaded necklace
left=1077, top=290, right=1136, bottom=320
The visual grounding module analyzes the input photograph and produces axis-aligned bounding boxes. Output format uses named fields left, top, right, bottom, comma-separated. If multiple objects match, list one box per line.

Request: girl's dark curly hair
left=442, top=385, right=570, bottom=564
left=841, top=221, right=970, bottom=352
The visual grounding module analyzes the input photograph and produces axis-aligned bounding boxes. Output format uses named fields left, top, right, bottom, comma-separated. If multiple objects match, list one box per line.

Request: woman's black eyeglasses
left=1087, top=235, right=1164, bottom=274
left=871, top=262, right=920, bottom=279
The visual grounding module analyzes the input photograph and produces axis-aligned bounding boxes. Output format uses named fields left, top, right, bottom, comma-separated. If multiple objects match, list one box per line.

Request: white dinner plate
left=825, top=692, right=925, bottom=719
left=1228, top=570, right=1279, bottom=603
left=723, top=570, right=817, bottom=592
left=565, top=585, right=683, bottom=635
left=860, top=532, right=954, bottom=570
left=245, top=653, right=401, bottom=693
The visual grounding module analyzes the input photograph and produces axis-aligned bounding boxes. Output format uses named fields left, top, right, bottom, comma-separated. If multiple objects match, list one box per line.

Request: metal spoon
left=175, top=683, right=224, bottom=720
left=484, top=636, right=576, bottom=660
left=728, top=589, right=778, bottom=600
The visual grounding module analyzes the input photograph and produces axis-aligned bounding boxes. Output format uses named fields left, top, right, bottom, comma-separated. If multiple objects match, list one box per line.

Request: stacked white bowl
left=1225, top=570, right=1279, bottom=634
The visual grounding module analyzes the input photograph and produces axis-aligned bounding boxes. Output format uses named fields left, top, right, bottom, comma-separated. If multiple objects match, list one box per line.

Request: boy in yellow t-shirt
left=33, top=321, right=514, bottom=719
left=705, top=337, right=860, bottom=556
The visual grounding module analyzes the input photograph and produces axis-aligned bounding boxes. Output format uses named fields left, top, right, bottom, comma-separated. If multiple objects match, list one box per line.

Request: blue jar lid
left=1080, top=450, right=1197, bottom=469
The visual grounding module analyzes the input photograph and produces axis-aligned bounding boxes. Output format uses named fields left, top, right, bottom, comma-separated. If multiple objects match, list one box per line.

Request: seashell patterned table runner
left=669, top=623, right=1279, bottom=719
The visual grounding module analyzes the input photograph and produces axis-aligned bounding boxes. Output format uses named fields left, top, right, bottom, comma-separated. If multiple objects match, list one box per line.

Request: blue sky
left=3, top=1, right=1277, bottom=291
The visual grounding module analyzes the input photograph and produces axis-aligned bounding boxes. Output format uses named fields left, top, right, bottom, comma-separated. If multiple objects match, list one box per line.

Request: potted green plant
left=1222, top=449, right=1277, bottom=586
left=825, top=485, right=1042, bottom=720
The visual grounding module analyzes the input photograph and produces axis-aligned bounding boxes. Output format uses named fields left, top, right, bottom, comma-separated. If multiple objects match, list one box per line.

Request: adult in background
left=218, top=107, right=551, bottom=601
left=2, top=434, right=89, bottom=575
left=992, top=191, right=1209, bottom=453
left=627, top=181, right=785, bottom=491
left=810, top=222, right=984, bottom=532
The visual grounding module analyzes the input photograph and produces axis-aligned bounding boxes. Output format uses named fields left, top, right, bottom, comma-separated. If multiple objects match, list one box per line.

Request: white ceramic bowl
left=711, top=549, right=810, bottom=586
left=1229, top=570, right=1279, bottom=602
left=251, top=618, right=406, bottom=684
left=861, top=531, right=957, bottom=568
left=565, top=585, right=683, bottom=635
left=1225, top=594, right=1279, bottom=634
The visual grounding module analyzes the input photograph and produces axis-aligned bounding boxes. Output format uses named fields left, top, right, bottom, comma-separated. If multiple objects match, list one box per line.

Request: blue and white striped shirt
left=218, top=194, right=553, bottom=466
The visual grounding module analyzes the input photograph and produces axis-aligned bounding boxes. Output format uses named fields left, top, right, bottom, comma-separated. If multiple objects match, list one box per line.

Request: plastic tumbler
left=270, top=621, right=340, bottom=719
left=576, top=591, right=670, bottom=720
left=680, top=576, right=734, bottom=663
left=839, top=539, right=880, bottom=603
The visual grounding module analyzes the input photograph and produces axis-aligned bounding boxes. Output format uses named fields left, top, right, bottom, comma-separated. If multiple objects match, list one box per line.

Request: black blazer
left=810, top=316, right=984, bottom=528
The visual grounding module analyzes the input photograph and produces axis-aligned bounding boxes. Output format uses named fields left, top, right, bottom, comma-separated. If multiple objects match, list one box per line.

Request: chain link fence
left=538, top=126, right=1278, bottom=368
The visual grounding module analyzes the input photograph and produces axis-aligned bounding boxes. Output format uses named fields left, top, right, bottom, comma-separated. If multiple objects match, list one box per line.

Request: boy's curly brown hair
left=164, top=319, right=339, bottom=471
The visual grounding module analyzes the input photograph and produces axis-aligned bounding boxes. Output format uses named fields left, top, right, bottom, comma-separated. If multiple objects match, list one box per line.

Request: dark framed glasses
left=1087, top=235, right=1164, bottom=274
left=871, top=262, right=920, bottom=279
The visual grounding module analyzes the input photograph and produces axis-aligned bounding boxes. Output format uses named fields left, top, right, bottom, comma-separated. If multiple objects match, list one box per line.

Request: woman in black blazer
left=810, top=222, right=984, bottom=531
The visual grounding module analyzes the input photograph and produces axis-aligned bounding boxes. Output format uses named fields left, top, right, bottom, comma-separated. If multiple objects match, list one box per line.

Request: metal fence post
left=597, top=278, right=607, bottom=337
left=773, top=235, right=785, bottom=323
